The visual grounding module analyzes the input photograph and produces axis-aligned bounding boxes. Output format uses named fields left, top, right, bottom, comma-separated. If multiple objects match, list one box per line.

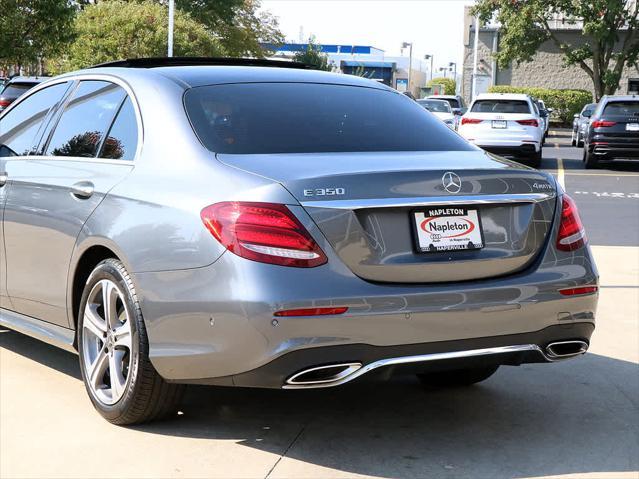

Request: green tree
left=174, top=0, right=284, bottom=57
left=428, top=77, right=457, bottom=95
left=473, top=0, right=639, bottom=100
left=0, top=0, right=76, bottom=73
left=49, top=0, right=223, bottom=74
left=293, top=37, right=333, bottom=71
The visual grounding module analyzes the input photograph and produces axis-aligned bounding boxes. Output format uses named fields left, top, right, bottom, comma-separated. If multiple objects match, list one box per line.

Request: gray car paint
left=0, top=65, right=598, bottom=386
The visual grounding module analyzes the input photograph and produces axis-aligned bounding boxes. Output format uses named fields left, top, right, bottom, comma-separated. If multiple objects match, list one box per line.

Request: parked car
left=0, top=58, right=597, bottom=425
left=0, top=76, right=47, bottom=112
left=417, top=98, right=456, bottom=128
left=533, top=99, right=552, bottom=143
left=572, top=103, right=597, bottom=147
left=458, top=93, right=544, bottom=167
left=426, top=94, right=467, bottom=128
left=583, top=95, right=639, bottom=168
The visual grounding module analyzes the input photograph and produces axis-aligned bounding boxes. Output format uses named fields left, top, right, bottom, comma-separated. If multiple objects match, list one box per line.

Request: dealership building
left=266, top=43, right=432, bottom=97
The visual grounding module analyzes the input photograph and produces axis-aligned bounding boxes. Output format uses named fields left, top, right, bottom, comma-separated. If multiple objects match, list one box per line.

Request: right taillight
left=591, top=120, right=617, bottom=128
left=0, top=99, right=11, bottom=108
left=556, top=195, right=587, bottom=252
left=461, top=117, right=483, bottom=125
left=200, top=202, right=327, bottom=268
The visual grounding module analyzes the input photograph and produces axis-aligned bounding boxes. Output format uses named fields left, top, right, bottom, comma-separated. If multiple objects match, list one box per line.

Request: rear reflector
left=274, top=307, right=349, bottom=317
left=591, top=120, right=617, bottom=128
left=201, top=202, right=327, bottom=267
left=556, top=195, right=587, bottom=252
left=516, top=119, right=539, bottom=127
left=559, top=286, right=598, bottom=296
left=461, top=117, right=483, bottom=125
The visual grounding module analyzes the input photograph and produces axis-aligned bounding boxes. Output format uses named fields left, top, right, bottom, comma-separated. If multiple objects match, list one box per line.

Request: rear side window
left=184, top=83, right=474, bottom=154
left=471, top=100, right=531, bottom=114
left=0, top=82, right=36, bottom=98
left=0, top=82, right=70, bottom=157
left=46, top=80, right=126, bottom=158
left=603, top=101, right=639, bottom=115
left=441, top=98, right=460, bottom=109
left=99, top=97, right=138, bottom=160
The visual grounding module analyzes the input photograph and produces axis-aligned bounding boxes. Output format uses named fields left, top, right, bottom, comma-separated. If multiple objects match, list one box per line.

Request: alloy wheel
left=81, top=279, right=133, bottom=405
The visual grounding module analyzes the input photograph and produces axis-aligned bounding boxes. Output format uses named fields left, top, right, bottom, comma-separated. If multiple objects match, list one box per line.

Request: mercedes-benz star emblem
left=442, top=172, right=462, bottom=194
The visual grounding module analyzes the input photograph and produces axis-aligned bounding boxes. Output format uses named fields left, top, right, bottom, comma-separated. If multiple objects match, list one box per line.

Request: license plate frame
left=492, top=120, right=507, bottom=129
left=412, top=207, right=485, bottom=253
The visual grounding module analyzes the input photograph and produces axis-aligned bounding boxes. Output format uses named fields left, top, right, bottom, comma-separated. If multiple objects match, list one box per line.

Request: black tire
left=571, top=132, right=576, bottom=146
left=417, top=365, right=499, bottom=388
left=576, top=132, right=584, bottom=148
left=527, top=147, right=542, bottom=169
left=583, top=146, right=599, bottom=169
left=78, top=258, right=184, bottom=425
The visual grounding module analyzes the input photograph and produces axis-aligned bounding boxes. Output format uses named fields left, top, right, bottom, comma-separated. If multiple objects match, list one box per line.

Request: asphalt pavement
left=1, top=130, right=638, bottom=479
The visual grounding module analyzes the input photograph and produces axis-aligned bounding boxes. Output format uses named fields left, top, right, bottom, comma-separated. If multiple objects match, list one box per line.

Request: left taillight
left=200, top=202, right=328, bottom=268
left=556, top=195, right=587, bottom=252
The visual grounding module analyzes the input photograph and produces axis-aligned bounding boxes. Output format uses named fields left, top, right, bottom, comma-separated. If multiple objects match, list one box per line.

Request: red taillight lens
left=0, top=99, right=11, bottom=108
left=559, top=286, right=598, bottom=296
left=591, top=120, right=617, bottom=128
left=516, top=119, right=539, bottom=127
left=556, top=195, right=587, bottom=252
left=461, top=117, right=483, bottom=125
left=274, top=307, right=349, bottom=317
left=201, top=202, right=327, bottom=267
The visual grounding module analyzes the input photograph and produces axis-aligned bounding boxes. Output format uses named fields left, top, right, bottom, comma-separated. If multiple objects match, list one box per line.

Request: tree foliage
left=0, top=0, right=76, bottom=72
left=428, top=77, right=457, bottom=95
left=473, top=0, right=639, bottom=100
left=49, top=0, right=223, bottom=74
left=292, top=37, right=333, bottom=71
left=174, top=0, right=284, bottom=57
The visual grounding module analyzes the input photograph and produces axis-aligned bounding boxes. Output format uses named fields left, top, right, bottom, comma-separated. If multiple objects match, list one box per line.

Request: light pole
left=471, top=15, right=480, bottom=101
left=401, top=42, right=413, bottom=93
left=168, top=0, right=174, bottom=57
left=439, top=66, right=447, bottom=78
left=449, top=62, right=457, bottom=87
left=424, top=54, right=434, bottom=81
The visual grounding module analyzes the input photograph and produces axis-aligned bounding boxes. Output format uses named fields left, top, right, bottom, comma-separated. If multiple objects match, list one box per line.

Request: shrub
left=488, top=86, right=593, bottom=124
left=428, top=77, right=456, bottom=95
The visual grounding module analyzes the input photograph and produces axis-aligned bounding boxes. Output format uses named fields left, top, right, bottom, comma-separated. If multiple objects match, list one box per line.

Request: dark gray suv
left=583, top=95, right=639, bottom=168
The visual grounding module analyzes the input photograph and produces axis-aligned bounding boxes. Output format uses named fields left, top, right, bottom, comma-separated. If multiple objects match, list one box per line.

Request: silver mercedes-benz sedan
left=0, top=58, right=598, bottom=425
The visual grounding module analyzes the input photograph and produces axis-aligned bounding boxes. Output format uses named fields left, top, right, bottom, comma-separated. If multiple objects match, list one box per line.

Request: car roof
left=62, top=58, right=395, bottom=91
left=418, top=98, right=448, bottom=103
left=426, top=95, right=459, bottom=99
left=601, top=95, right=639, bottom=102
left=6, top=76, right=47, bottom=84
left=474, top=93, right=531, bottom=101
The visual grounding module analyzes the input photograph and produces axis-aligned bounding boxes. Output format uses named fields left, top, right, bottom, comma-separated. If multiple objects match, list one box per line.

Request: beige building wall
left=462, top=8, right=639, bottom=103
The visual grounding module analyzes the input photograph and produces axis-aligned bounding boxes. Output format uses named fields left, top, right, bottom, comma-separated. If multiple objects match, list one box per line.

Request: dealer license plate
left=413, top=208, right=484, bottom=253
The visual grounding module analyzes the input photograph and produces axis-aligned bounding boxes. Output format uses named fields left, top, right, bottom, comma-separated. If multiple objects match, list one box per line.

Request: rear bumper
left=467, top=137, right=541, bottom=155
left=180, top=323, right=594, bottom=388
left=589, top=142, right=639, bottom=159
left=136, top=238, right=599, bottom=384
left=478, top=144, right=538, bottom=157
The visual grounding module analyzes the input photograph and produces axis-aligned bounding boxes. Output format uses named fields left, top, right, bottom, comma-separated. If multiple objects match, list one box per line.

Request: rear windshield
left=437, top=98, right=460, bottom=108
left=417, top=100, right=451, bottom=113
left=184, top=83, right=474, bottom=154
left=471, top=100, right=531, bottom=114
left=603, top=101, right=639, bottom=115
left=1, top=83, right=36, bottom=98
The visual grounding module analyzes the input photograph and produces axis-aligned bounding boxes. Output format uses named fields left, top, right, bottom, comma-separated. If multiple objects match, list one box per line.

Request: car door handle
left=0, top=172, right=7, bottom=187
left=71, top=181, right=94, bottom=199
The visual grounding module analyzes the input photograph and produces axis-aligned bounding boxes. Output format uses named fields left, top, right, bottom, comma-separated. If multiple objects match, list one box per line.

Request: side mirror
left=547, top=108, right=554, bottom=113
left=573, top=113, right=580, bottom=118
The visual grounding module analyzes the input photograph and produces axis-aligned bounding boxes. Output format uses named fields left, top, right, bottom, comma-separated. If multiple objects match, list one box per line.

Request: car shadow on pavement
left=2, top=327, right=638, bottom=479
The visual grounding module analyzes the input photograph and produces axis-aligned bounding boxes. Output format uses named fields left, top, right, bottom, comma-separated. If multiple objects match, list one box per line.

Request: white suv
left=458, top=93, right=544, bottom=167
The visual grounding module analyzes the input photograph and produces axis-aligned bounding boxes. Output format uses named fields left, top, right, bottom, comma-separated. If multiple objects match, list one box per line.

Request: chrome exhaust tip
left=545, top=340, right=588, bottom=360
left=286, top=363, right=362, bottom=386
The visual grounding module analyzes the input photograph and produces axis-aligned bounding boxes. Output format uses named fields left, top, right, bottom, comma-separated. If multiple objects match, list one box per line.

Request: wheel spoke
left=109, top=351, right=127, bottom=399
left=113, top=323, right=132, bottom=350
left=87, top=347, right=109, bottom=390
left=101, top=280, right=118, bottom=330
left=83, top=305, right=106, bottom=339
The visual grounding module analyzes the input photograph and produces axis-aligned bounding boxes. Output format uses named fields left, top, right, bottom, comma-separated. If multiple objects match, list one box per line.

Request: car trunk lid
left=217, top=151, right=557, bottom=283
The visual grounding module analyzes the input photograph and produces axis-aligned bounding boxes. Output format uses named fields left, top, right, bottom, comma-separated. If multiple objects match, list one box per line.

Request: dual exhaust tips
left=284, top=340, right=589, bottom=388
